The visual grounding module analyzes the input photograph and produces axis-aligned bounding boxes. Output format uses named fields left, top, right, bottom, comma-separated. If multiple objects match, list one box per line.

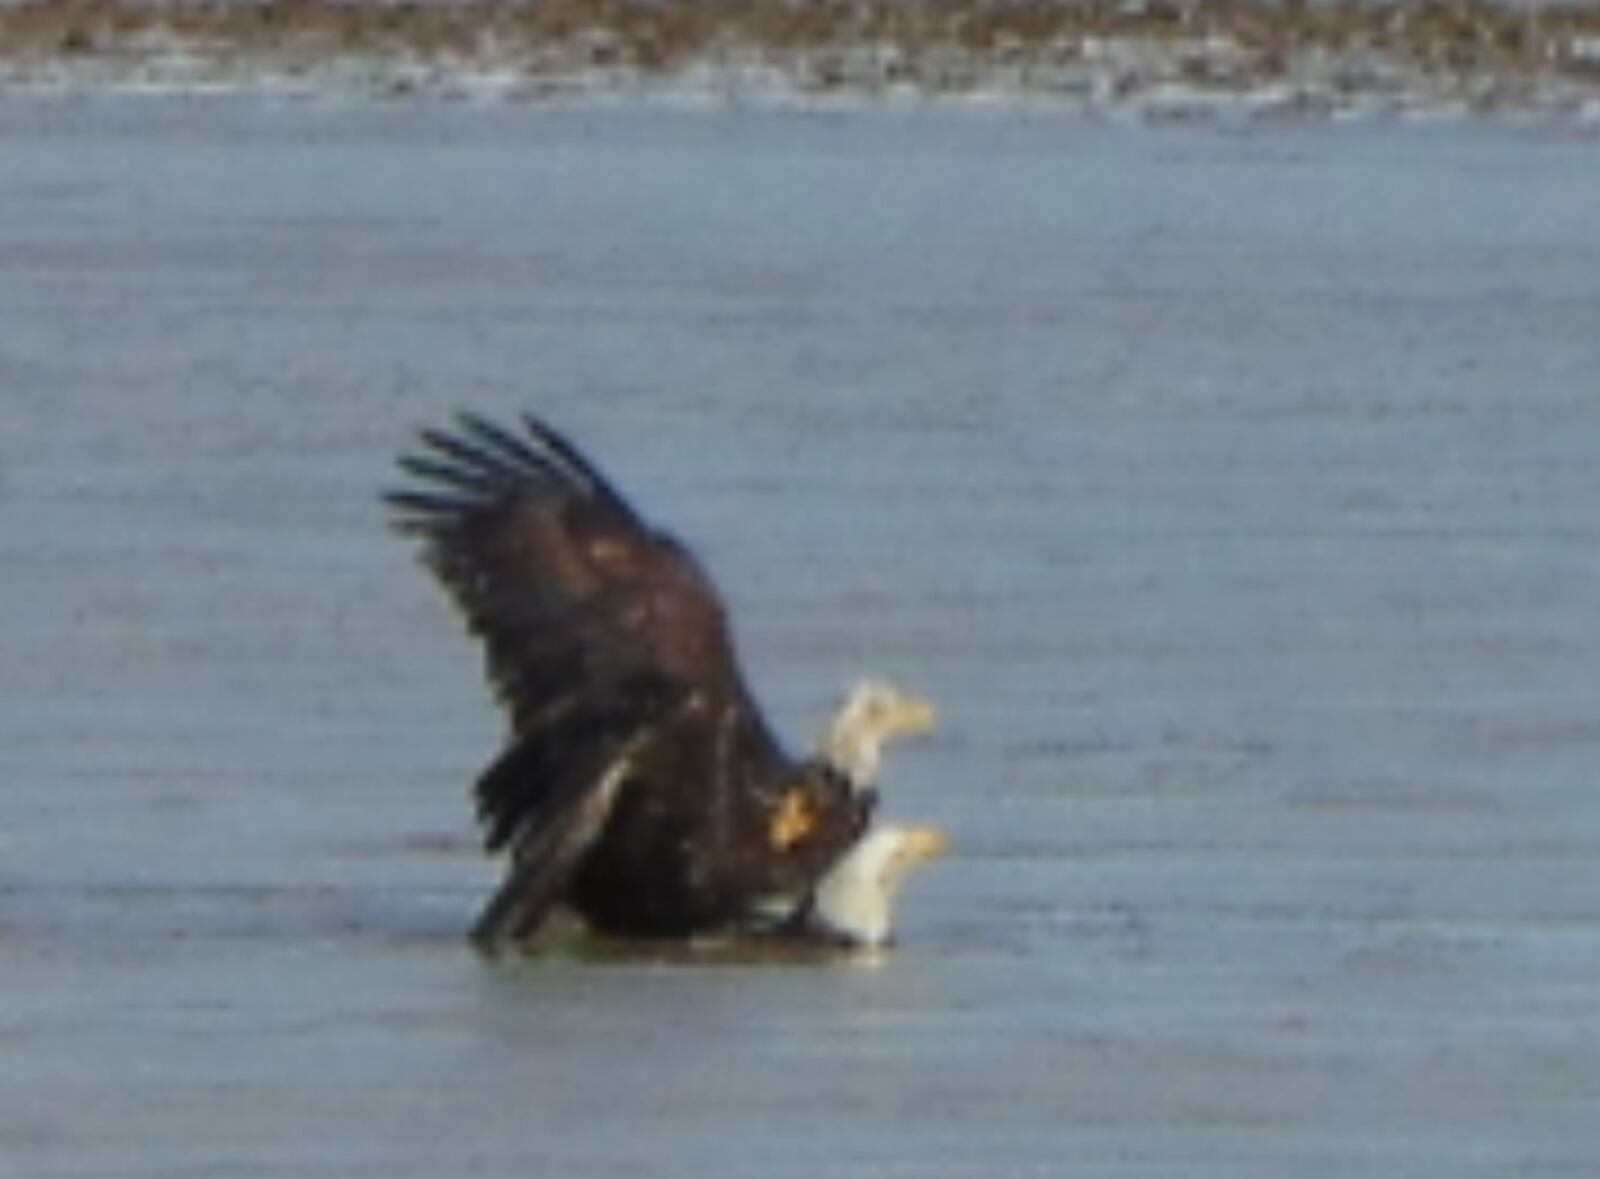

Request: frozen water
left=3, top=98, right=1599, bottom=1176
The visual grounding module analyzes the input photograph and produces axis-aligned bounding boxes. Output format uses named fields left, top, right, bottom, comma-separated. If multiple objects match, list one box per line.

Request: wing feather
left=387, top=413, right=831, bottom=941
left=386, top=414, right=752, bottom=731
left=469, top=741, right=643, bottom=947
left=466, top=674, right=688, bottom=944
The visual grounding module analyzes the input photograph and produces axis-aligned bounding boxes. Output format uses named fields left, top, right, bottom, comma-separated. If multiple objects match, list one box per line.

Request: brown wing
left=385, top=412, right=756, bottom=737
left=386, top=413, right=864, bottom=944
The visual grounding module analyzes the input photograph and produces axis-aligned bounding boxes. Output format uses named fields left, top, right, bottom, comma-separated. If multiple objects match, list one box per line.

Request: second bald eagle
left=387, top=413, right=943, bottom=950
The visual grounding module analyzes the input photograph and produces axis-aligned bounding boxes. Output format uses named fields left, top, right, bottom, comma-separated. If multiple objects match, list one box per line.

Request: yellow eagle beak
left=901, top=825, right=951, bottom=863
left=891, top=693, right=939, bottom=739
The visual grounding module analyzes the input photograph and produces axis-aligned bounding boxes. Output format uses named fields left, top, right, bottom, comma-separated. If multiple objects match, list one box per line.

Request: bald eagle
left=386, top=413, right=944, bottom=950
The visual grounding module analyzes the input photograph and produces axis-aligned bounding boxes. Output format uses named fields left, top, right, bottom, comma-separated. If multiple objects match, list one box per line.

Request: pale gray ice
left=3, top=99, right=1599, bottom=1176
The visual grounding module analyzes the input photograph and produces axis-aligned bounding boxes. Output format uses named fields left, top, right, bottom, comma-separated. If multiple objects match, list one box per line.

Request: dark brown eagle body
left=387, top=413, right=873, bottom=945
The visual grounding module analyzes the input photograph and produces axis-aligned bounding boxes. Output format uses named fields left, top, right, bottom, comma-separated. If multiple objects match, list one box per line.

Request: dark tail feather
left=472, top=872, right=562, bottom=948
left=470, top=796, right=601, bottom=940
left=468, top=741, right=627, bottom=949
left=468, top=674, right=688, bottom=949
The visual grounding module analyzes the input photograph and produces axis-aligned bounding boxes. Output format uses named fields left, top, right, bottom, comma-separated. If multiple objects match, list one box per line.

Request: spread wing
left=385, top=413, right=795, bottom=940
left=386, top=412, right=756, bottom=738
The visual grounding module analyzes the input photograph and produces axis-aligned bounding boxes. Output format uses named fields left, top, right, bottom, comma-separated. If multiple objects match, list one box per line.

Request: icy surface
left=3, top=100, right=1600, bottom=1175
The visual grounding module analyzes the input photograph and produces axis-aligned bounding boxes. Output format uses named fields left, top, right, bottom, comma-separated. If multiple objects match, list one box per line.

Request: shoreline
left=2, top=0, right=1600, bottom=117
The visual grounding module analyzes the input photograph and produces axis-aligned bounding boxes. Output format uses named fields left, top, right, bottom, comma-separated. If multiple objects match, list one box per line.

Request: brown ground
left=2, top=0, right=1599, bottom=100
